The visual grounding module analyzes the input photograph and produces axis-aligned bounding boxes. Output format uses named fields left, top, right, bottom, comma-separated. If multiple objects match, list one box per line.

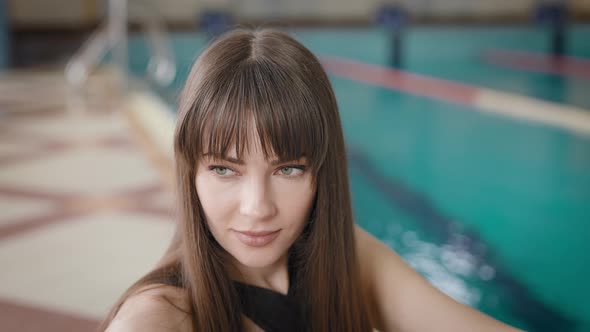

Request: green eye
left=214, top=167, right=228, bottom=175
left=280, top=167, right=293, bottom=175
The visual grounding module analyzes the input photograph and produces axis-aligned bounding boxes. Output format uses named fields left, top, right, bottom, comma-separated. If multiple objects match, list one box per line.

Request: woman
left=101, top=28, right=524, bottom=332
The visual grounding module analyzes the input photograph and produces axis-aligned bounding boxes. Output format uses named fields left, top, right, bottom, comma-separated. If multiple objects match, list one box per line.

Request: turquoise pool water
left=129, top=26, right=590, bottom=331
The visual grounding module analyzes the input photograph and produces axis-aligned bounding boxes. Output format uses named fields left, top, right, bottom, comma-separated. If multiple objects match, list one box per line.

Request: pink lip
left=234, top=229, right=281, bottom=247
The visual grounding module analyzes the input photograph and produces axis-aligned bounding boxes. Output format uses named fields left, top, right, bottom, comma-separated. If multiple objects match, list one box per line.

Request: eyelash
left=207, top=165, right=307, bottom=178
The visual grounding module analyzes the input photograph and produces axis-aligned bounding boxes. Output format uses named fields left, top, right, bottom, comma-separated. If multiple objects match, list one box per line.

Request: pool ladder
left=65, top=0, right=176, bottom=98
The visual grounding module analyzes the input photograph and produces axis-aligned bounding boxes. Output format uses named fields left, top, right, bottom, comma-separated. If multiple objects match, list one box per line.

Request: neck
left=229, top=253, right=290, bottom=295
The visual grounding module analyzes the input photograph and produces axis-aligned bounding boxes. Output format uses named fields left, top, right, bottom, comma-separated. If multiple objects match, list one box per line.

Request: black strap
left=156, top=259, right=305, bottom=331
left=234, top=281, right=304, bottom=332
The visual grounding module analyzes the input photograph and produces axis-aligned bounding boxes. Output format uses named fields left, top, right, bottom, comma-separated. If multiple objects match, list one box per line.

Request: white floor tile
left=0, top=197, right=57, bottom=227
left=0, top=148, right=161, bottom=195
left=0, top=211, right=175, bottom=318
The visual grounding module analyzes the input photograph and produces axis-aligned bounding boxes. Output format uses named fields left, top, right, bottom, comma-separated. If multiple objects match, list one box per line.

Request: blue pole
left=534, top=1, right=568, bottom=57
left=375, top=4, right=408, bottom=68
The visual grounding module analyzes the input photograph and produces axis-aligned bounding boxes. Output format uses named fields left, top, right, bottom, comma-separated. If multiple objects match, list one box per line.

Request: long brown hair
left=99, top=28, right=372, bottom=332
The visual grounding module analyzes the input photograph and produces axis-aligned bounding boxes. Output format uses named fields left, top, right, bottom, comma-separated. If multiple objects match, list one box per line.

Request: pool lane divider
left=321, top=56, right=590, bottom=136
left=483, top=48, right=590, bottom=80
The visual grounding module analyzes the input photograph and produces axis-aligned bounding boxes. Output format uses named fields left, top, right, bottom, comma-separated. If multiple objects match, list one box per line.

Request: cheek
left=276, top=181, right=316, bottom=223
left=195, top=175, right=235, bottom=227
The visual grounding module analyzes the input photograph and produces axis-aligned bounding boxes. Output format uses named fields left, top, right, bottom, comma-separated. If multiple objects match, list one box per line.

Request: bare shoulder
left=354, top=224, right=403, bottom=279
left=106, top=284, right=192, bottom=332
left=354, top=224, right=525, bottom=332
left=354, top=224, right=395, bottom=266
left=354, top=224, right=418, bottom=279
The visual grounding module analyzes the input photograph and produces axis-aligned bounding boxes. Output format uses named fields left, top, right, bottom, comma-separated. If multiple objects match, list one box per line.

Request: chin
left=229, top=245, right=285, bottom=269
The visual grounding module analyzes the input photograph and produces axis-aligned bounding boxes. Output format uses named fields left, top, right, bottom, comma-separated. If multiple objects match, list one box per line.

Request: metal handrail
left=65, top=0, right=176, bottom=91
left=144, top=13, right=177, bottom=86
left=65, top=24, right=109, bottom=88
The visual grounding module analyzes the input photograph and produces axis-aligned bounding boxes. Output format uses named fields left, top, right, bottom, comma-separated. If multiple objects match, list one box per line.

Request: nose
left=239, top=176, right=277, bottom=221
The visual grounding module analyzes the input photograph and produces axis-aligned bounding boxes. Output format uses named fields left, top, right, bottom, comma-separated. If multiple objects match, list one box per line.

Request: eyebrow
left=224, top=156, right=246, bottom=165
left=203, top=154, right=305, bottom=166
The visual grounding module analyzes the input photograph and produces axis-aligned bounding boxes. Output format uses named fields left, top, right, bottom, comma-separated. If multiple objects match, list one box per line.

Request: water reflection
left=395, top=229, right=498, bottom=307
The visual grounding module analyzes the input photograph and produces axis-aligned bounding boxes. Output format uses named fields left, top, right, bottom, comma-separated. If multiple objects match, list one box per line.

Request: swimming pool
left=129, top=26, right=590, bottom=332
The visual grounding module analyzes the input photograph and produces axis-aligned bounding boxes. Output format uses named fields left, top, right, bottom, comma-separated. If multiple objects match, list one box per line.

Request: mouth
left=233, top=229, right=281, bottom=247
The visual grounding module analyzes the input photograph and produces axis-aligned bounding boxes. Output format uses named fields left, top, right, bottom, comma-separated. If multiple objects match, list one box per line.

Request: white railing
left=65, top=0, right=176, bottom=97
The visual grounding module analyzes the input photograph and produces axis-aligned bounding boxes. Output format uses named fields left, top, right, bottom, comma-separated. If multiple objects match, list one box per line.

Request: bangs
left=190, top=59, right=329, bottom=173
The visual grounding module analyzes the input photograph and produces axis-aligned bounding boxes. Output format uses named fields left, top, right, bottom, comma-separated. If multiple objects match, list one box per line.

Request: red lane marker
left=483, top=49, right=590, bottom=80
left=320, top=56, right=480, bottom=106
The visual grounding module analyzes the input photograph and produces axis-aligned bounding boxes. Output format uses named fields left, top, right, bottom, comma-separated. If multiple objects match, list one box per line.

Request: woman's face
left=195, top=137, right=315, bottom=271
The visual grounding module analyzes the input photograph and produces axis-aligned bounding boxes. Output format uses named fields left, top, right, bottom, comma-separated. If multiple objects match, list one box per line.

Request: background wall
left=9, top=0, right=101, bottom=26
left=6, top=0, right=590, bottom=27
